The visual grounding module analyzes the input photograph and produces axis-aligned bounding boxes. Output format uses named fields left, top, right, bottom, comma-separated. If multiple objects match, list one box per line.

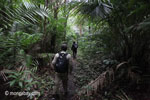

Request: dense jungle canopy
left=0, top=0, right=150, bottom=100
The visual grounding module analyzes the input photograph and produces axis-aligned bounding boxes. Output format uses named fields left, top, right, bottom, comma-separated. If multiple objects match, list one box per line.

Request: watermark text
left=5, top=91, right=40, bottom=97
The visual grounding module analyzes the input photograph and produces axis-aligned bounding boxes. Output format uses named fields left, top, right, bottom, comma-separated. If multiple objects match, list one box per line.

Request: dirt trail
left=65, top=59, right=79, bottom=100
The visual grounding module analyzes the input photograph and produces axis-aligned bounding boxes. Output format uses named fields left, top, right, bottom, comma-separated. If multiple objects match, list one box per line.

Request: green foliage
left=0, top=31, right=42, bottom=68
left=37, top=73, right=55, bottom=96
left=68, top=2, right=150, bottom=100
left=73, top=0, right=113, bottom=25
left=0, top=0, right=52, bottom=37
left=8, top=70, right=36, bottom=90
left=8, top=70, right=42, bottom=99
left=1, top=0, right=150, bottom=100
left=13, top=31, right=42, bottom=49
left=3, top=1, right=49, bottom=26
left=76, top=0, right=150, bottom=70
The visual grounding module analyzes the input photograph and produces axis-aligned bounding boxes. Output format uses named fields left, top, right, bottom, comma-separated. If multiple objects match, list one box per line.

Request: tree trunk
left=50, top=2, right=59, bottom=53
left=42, top=0, right=49, bottom=52
left=63, top=0, right=67, bottom=41
left=79, top=24, right=82, bottom=36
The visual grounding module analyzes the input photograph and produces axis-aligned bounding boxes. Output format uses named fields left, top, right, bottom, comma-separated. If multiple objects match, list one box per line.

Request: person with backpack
left=71, top=41, right=78, bottom=59
left=51, top=43, right=72, bottom=99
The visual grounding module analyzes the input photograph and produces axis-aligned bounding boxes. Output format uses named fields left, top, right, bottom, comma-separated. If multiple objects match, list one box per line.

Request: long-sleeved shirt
left=52, top=51, right=73, bottom=73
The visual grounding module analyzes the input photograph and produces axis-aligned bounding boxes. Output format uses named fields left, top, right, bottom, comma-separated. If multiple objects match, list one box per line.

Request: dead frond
left=116, top=62, right=128, bottom=71
left=0, top=69, right=13, bottom=81
left=72, top=67, right=115, bottom=100
left=72, top=61, right=138, bottom=100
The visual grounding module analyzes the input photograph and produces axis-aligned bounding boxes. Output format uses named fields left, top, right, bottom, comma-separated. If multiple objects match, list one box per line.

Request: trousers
left=73, top=50, right=77, bottom=59
left=53, top=72, right=68, bottom=94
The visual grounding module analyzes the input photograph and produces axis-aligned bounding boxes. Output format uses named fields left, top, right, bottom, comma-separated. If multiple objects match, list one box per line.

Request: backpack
left=74, top=44, right=78, bottom=48
left=54, top=53, right=69, bottom=73
left=73, top=43, right=78, bottom=49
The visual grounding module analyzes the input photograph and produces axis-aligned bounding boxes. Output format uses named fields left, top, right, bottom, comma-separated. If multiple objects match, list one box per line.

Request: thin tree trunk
left=63, top=0, right=67, bottom=41
left=42, top=0, right=49, bottom=52
left=89, top=25, right=91, bottom=34
left=79, top=24, right=82, bottom=36
left=50, top=1, right=59, bottom=52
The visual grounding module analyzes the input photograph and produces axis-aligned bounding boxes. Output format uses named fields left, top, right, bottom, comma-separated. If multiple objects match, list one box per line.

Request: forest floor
left=45, top=57, right=150, bottom=100
left=1, top=54, right=149, bottom=100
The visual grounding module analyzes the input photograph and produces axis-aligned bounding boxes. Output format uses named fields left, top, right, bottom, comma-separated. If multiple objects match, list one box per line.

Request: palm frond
left=1, top=1, right=50, bottom=30
left=125, top=17, right=150, bottom=33
left=72, top=0, right=113, bottom=22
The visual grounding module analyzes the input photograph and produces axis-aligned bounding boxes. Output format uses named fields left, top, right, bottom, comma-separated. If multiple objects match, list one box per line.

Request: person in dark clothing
left=71, top=41, right=78, bottom=59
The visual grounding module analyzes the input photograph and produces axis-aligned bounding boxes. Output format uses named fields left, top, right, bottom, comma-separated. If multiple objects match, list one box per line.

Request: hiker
left=71, top=41, right=78, bottom=59
left=51, top=44, right=72, bottom=99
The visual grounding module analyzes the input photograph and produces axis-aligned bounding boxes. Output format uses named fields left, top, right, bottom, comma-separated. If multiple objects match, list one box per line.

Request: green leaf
left=10, top=80, right=16, bottom=87
left=26, top=78, right=33, bottom=83
left=19, top=82, right=23, bottom=88
left=8, top=75, right=17, bottom=79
